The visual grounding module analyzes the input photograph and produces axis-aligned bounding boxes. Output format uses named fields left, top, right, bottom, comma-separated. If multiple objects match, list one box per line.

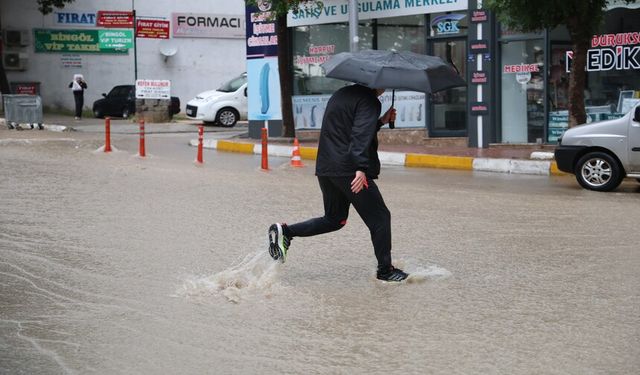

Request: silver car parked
left=555, top=104, right=640, bottom=191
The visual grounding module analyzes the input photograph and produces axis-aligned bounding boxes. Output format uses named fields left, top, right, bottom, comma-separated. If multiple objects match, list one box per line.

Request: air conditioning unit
left=3, top=52, right=28, bottom=71
left=3, top=29, right=30, bottom=47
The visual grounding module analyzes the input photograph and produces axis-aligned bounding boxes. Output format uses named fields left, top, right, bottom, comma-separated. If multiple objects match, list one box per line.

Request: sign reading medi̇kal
left=34, top=29, right=132, bottom=54
left=172, top=13, right=244, bottom=38
left=288, top=0, right=468, bottom=26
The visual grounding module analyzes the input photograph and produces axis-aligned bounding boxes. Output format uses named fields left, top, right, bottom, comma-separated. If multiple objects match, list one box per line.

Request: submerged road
left=1, top=128, right=639, bottom=374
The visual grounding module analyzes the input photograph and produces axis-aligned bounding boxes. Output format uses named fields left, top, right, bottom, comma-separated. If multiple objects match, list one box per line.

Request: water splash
left=177, top=251, right=282, bottom=303
left=394, top=258, right=452, bottom=284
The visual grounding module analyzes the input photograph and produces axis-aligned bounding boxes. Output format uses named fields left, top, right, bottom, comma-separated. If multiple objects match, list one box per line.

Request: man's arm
left=349, top=97, right=380, bottom=173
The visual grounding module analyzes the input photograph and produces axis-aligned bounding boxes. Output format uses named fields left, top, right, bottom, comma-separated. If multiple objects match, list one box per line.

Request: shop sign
left=97, top=11, right=134, bottom=28
left=287, top=0, right=468, bottom=27
left=295, top=44, right=335, bottom=65
left=98, top=30, right=133, bottom=49
left=503, top=63, right=539, bottom=73
left=172, top=13, right=244, bottom=39
left=61, top=54, right=82, bottom=68
left=469, top=40, right=489, bottom=54
left=135, top=79, right=171, bottom=99
left=431, top=14, right=465, bottom=35
left=246, top=4, right=278, bottom=58
left=470, top=9, right=487, bottom=23
left=54, top=12, right=96, bottom=26
left=515, top=72, right=531, bottom=84
left=470, top=102, right=489, bottom=115
left=136, top=19, right=170, bottom=39
left=566, top=32, right=640, bottom=72
left=471, top=71, right=487, bottom=84
left=34, top=29, right=130, bottom=54
left=10, top=82, right=39, bottom=95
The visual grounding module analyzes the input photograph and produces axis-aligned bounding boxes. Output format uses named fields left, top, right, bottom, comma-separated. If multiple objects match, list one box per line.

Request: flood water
left=1, top=131, right=639, bottom=374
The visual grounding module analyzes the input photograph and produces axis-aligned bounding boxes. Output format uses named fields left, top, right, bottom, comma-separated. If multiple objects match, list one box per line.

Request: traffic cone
left=291, top=138, right=304, bottom=167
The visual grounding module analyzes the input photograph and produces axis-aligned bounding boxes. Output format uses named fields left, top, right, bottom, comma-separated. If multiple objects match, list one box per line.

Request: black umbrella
left=321, top=49, right=466, bottom=128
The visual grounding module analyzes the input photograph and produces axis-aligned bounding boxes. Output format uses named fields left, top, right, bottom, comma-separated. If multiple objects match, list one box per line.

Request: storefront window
left=430, top=39, right=467, bottom=135
left=377, top=15, right=426, bottom=53
left=292, top=23, right=373, bottom=95
left=547, top=7, right=640, bottom=142
left=500, top=39, right=545, bottom=143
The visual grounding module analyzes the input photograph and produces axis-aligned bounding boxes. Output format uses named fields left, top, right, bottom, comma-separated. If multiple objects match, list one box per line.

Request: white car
left=185, top=73, right=247, bottom=127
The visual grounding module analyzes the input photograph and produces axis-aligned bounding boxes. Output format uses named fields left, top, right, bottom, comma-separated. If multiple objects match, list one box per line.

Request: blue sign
left=54, top=12, right=97, bottom=26
left=431, top=13, right=465, bottom=35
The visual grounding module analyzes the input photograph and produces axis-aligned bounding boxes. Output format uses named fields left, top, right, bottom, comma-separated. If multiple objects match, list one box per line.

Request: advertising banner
left=135, top=79, right=171, bottom=99
left=287, top=0, right=468, bottom=26
left=97, top=11, right=134, bottom=28
left=136, top=19, right=170, bottom=39
left=172, top=13, right=244, bottom=38
left=34, top=29, right=130, bottom=54
left=246, top=3, right=282, bottom=121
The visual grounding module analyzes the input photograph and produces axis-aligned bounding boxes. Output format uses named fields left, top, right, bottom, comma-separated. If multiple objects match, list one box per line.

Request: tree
left=486, top=0, right=636, bottom=128
left=0, top=0, right=75, bottom=94
left=246, top=1, right=320, bottom=137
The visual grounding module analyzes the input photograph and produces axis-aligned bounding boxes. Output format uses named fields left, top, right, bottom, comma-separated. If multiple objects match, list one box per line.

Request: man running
left=268, top=84, right=408, bottom=282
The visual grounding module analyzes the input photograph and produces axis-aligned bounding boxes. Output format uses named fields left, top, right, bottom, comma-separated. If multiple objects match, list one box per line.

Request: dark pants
left=287, top=176, right=392, bottom=270
left=73, top=91, right=84, bottom=118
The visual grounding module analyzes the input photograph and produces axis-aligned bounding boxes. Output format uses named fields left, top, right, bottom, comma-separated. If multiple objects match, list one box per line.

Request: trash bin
left=3, top=94, right=44, bottom=129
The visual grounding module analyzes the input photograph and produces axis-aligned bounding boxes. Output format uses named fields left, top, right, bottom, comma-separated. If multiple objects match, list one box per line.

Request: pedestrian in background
left=268, top=84, right=409, bottom=282
left=68, top=74, right=87, bottom=120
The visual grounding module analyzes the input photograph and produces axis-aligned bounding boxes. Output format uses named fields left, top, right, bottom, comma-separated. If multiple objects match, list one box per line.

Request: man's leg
left=328, top=177, right=392, bottom=270
left=268, top=176, right=350, bottom=263
left=286, top=176, right=350, bottom=237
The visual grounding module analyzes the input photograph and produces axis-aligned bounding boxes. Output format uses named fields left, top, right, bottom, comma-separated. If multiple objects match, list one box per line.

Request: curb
left=190, top=139, right=567, bottom=176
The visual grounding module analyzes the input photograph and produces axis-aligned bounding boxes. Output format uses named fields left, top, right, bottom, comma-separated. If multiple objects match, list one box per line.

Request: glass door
left=428, top=38, right=467, bottom=137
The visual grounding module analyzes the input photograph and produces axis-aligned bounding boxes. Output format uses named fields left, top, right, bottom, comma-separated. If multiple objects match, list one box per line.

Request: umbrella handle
left=389, top=90, right=395, bottom=129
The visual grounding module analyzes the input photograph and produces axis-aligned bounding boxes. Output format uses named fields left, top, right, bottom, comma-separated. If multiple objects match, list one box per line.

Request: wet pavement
left=1, top=126, right=639, bottom=374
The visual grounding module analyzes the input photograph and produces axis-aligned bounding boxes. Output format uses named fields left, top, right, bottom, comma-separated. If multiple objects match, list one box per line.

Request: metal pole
left=133, top=0, right=137, bottom=81
left=348, top=0, right=359, bottom=52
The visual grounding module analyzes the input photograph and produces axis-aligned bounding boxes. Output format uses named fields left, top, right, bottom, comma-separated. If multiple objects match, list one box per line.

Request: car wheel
left=93, top=108, right=103, bottom=118
left=122, top=107, right=131, bottom=119
left=575, top=152, right=623, bottom=192
left=216, top=108, right=238, bottom=127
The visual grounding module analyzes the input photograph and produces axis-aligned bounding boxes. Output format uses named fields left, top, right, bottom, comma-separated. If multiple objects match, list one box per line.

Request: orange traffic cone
left=291, top=138, right=304, bottom=167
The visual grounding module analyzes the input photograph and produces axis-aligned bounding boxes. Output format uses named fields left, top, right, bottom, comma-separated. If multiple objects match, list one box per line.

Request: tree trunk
left=0, top=61, right=10, bottom=94
left=276, top=14, right=295, bottom=138
left=567, top=19, right=589, bottom=128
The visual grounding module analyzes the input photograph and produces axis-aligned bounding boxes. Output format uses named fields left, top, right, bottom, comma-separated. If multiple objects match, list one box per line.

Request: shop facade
left=287, top=0, right=640, bottom=146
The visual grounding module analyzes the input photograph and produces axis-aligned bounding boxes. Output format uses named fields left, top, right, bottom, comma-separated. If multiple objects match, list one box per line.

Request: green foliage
left=245, top=0, right=324, bottom=17
left=486, top=0, right=606, bottom=36
left=37, top=0, right=75, bottom=15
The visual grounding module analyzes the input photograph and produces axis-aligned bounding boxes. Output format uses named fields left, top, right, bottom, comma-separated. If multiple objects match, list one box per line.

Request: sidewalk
left=2, top=113, right=563, bottom=176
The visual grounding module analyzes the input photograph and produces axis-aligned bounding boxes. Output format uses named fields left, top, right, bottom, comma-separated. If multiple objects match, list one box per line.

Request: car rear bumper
left=554, top=145, right=587, bottom=173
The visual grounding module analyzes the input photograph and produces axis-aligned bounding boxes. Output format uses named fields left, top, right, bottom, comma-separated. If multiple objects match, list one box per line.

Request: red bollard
left=104, top=117, right=112, bottom=152
left=139, top=119, right=146, bottom=157
left=196, top=125, right=204, bottom=164
left=261, top=127, right=268, bottom=170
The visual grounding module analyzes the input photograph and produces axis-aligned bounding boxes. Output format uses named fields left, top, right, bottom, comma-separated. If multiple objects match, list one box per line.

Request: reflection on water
left=1, top=134, right=639, bottom=374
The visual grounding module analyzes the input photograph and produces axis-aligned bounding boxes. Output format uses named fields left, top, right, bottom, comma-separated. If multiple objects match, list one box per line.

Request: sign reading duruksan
left=172, top=13, right=244, bottom=39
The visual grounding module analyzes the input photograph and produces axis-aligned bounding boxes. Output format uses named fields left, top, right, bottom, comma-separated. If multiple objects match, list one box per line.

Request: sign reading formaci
left=287, top=0, right=468, bottom=26
left=172, top=13, right=244, bottom=38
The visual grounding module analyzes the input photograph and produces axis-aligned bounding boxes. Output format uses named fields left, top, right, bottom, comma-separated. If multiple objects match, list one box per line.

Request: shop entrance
left=427, top=38, right=467, bottom=137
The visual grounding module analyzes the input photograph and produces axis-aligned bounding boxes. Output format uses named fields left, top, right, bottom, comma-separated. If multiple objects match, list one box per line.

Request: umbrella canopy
left=321, top=49, right=466, bottom=93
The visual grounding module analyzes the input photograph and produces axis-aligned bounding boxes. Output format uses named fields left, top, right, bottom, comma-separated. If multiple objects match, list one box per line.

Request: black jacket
left=315, top=84, right=382, bottom=178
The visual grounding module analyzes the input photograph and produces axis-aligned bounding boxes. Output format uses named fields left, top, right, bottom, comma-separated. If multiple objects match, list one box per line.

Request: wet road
left=1, top=129, right=639, bottom=374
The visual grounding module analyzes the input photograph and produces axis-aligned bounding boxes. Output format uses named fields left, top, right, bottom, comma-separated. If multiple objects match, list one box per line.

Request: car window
left=107, top=87, right=120, bottom=97
left=217, top=75, right=247, bottom=93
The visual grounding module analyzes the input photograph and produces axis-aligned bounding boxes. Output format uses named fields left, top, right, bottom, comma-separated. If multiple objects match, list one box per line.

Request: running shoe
left=268, top=223, right=290, bottom=263
left=376, top=266, right=409, bottom=282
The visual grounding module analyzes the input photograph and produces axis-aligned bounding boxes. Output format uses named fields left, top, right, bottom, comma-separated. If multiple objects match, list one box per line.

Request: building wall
left=1, top=0, right=246, bottom=113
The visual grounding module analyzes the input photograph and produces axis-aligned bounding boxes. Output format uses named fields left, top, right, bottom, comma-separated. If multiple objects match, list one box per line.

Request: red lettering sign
left=97, top=11, right=134, bottom=28
left=136, top=19, right=170, bottom=39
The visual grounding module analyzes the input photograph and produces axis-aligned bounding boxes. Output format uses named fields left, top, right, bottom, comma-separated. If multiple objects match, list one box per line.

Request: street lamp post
left=348, top=0, right=359, bottom=52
